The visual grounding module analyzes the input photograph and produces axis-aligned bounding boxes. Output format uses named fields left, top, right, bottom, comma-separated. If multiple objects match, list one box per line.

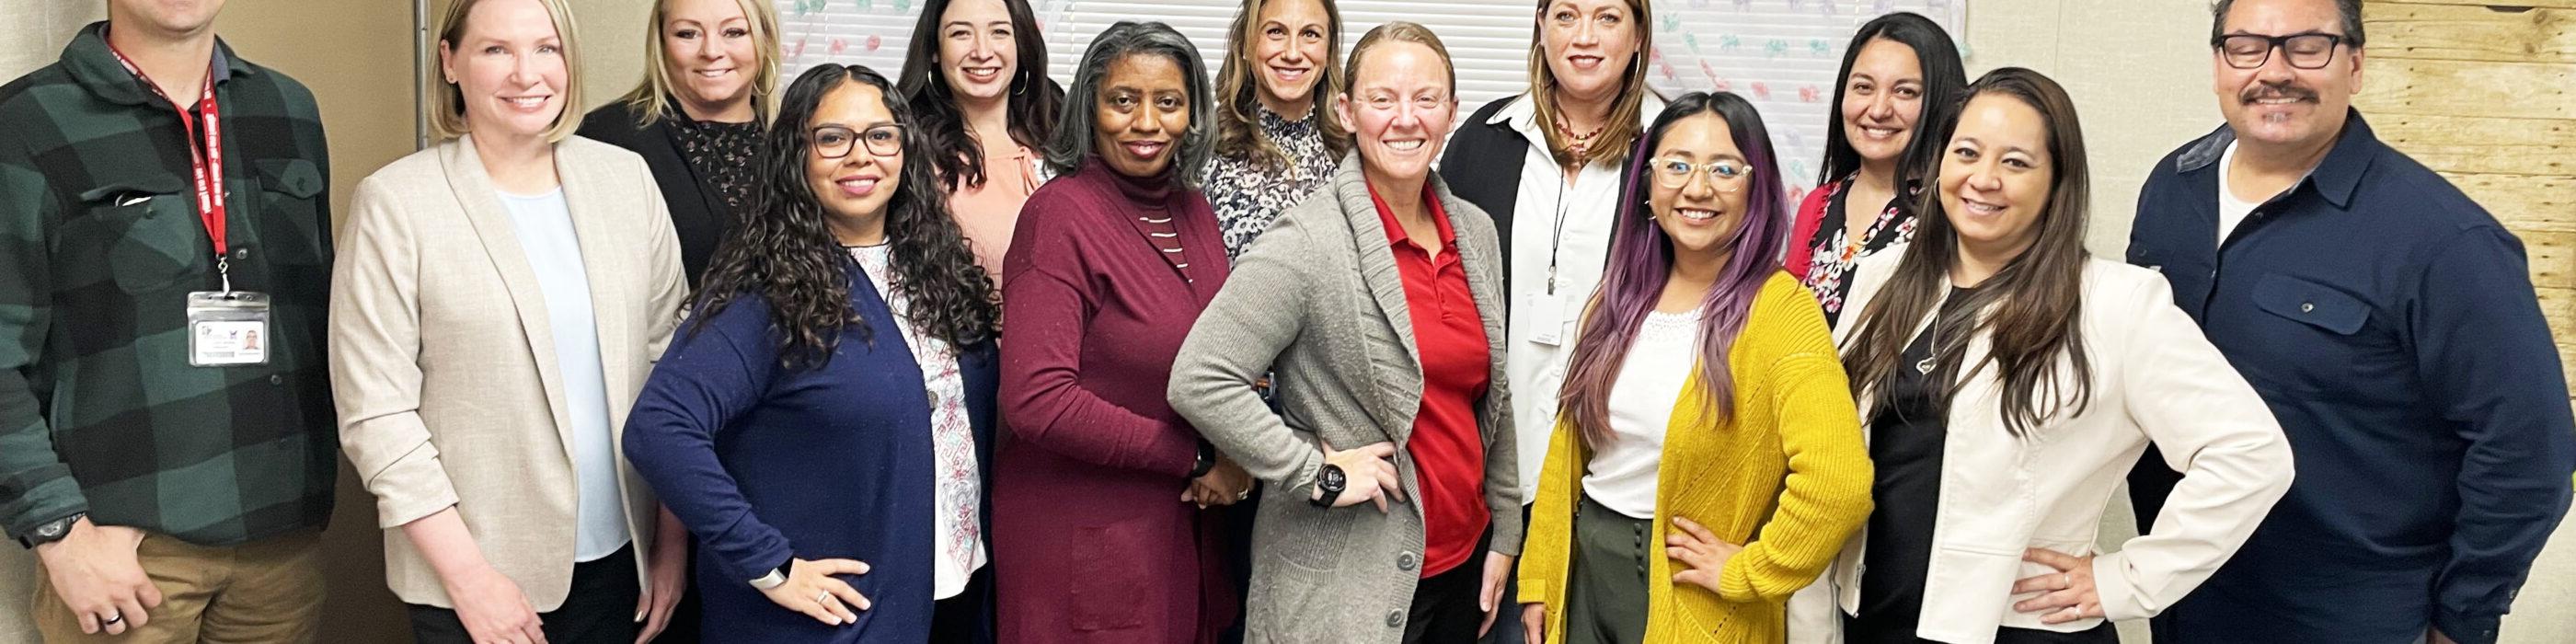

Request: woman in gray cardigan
left=1169, top=22, right=1519, bottom=644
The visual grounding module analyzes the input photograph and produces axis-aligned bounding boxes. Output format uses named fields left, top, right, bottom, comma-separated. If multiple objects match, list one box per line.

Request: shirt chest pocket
left=2247, top=272, right=2404, bottom=396
left=66, top=177, right=206, bottom=295
left=247, top=158, right=328, bottom=266
left=2254, top=272, right=2367, bottom=335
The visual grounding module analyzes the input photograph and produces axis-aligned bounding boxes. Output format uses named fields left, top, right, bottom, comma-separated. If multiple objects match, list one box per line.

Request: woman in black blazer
left=579, top=0, right=783, bottom=287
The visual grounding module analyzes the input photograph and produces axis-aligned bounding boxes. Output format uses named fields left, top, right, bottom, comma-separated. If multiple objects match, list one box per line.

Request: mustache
left=2241, top=81, right=2317, bottom=103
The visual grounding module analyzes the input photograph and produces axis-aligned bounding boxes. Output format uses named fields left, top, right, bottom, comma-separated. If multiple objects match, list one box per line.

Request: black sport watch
left=1309, top=464, right=1347, bottom=508
left=18, top=512, right=83, bottom=548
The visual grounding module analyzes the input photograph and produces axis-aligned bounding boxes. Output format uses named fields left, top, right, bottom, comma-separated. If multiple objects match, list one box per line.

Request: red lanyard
left=105, top=44, right=227, bottom=259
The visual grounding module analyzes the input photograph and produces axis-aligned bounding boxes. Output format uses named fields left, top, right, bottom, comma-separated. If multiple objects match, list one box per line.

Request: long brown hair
left=1212, top=0, right=1352, bottom=169
left=1525, top=0, right=1655, bottom=169
left=1839, top=67, right=2094, bottom=437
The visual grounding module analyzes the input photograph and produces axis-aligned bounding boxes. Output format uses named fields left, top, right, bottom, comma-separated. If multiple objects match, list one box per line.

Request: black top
left=576, top=100, right=758, bottom=288
left=1844, top=287, right=2111, bottom=644
left=1437, top=95, right=1530, bottom=293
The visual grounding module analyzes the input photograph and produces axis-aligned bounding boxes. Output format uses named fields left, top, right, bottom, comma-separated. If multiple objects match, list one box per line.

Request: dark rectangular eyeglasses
left=2212, top=32, right=2349, bottom=70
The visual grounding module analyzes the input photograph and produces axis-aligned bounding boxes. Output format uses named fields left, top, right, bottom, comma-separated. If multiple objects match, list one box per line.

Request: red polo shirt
left=1369, top=182, right=1492, bottom=579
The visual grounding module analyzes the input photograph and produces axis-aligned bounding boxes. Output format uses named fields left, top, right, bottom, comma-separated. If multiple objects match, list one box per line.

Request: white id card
left=1527, top=291, right=1566, bottom=346
left=187, top=291, right=271, bottom=366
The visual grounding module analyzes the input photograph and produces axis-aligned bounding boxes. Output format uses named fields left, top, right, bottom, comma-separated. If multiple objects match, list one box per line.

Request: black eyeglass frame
left=2210, top=31, right=2352, bottom=70
left=810, top=124, right=907, bottom=159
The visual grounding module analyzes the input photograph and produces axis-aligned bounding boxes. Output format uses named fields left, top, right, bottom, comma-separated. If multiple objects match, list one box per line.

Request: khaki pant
left=31, top=529, right=324, bottom=644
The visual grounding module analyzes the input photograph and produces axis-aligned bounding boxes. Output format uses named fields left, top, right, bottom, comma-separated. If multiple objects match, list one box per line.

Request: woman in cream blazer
left=331, top=1, right=690, bottom=641
left=1788, top=69, right=2294, bottom=644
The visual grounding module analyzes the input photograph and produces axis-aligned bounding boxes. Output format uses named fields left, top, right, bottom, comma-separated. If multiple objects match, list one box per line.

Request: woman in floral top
left=1781, top=12, right=1965, bottom=326
left=1203, top=0, right=1351, bottom=260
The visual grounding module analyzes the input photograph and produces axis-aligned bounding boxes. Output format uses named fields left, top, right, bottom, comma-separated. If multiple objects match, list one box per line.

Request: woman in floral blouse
left=1781, top=12, right=1965, bottom=326
left=1202, top=0, right=1351, bottom=260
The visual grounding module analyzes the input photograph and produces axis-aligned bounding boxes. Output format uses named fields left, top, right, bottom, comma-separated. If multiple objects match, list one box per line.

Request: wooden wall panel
left=2363, top=3, right=2574, bottom=64
left=2371, top=115, right=2575, bottom=177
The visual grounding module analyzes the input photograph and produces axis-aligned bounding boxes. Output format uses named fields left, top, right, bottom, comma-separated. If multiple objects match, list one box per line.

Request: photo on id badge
left=188, top=291, right=271, bottom=366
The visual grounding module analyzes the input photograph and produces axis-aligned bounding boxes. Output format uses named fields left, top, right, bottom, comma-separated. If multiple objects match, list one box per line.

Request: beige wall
left=217, top=0, right=422, bottom=640
left=1962, top=0, right=2220, bottom=257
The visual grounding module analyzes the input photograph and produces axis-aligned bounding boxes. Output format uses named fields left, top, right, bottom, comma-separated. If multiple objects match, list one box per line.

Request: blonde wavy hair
left=616, top=0, right=782, bottom=126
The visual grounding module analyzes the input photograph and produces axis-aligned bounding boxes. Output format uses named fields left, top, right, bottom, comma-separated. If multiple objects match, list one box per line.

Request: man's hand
left=34, top=518, right=161, bottom=635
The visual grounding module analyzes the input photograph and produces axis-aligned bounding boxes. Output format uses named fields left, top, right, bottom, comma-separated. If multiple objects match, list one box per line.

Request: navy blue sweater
left=2126, top=112, right=2574, bottom=644
left=623, top=268, right=997, bottom=643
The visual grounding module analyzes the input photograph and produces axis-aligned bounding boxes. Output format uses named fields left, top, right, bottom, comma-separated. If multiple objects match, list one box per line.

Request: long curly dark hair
left=690, top=63, right=1001, bottom=370
left=897, top=0, right=1065, bottom=191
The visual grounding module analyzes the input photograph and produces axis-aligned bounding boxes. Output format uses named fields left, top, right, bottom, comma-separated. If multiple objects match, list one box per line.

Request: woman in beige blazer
left=330, top=1, right=692, bottom=642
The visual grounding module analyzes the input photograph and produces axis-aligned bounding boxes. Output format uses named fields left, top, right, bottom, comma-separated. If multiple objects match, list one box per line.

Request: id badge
left=187, top=291, right=271, bottom=366
left=1527, top=292, right=1567, bottom=346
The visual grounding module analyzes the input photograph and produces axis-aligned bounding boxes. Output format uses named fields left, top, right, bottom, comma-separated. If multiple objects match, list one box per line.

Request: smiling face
left=2213, top=0, right=2361, bottom=152
left=1250, top=0, right=1332, bottom=117
left=1839, top=37, right=1926, bottom=167
left=1647, top=113, right=1754, bottom=260
left=804, top=81, right=906, bottom=230
left=1092, top=53, right=1192, bottom=178
left=1335, top=40, right=1455, bottom=188
left=1538, top=0, right=1639, bottom=104
left=443, top=0, right=569, bottom=142
left=937, top=0, right=1019, bottom=104
left=1938, top=93, right=2055, bottom=262
left=661, top=0, right=757, bottom=117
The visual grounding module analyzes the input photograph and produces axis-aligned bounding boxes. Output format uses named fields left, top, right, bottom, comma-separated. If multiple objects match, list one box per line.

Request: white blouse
left=1582, top=307, right=1702, bottom=519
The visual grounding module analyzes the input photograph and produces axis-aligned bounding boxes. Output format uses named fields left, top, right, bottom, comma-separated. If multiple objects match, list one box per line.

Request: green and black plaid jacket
left=0, top=23, right=336, bottom=546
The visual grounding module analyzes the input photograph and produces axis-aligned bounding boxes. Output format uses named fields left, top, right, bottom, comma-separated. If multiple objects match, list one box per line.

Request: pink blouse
left=949, top=144, right=1047, bottom=282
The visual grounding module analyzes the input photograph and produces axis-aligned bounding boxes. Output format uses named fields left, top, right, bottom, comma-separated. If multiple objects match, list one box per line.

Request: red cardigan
left=1782, top=178, right=1840, bottom=282
left=992, top=163, right=1238, bottom=643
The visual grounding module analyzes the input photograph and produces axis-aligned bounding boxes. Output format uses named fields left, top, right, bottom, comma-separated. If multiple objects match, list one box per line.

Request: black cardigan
left=1438, top=94, right=1532, bottom=293
left=576, top=100, right=743, bottom=288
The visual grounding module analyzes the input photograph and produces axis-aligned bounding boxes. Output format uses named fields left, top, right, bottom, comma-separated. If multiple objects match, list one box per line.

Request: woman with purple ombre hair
left=1513, top=91, right=1874, bottom=644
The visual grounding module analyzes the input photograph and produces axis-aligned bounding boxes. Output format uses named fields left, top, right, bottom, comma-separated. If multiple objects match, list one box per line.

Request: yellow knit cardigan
left=1516, top=273, right=1873, bottom=643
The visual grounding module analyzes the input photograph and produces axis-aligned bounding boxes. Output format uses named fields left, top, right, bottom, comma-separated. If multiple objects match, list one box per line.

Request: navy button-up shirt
left=2127, top=111, right=2574, bottom=644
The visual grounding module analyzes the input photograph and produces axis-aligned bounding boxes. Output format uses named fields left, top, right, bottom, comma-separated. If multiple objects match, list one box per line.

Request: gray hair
left=1044, top=21, right=1216, bottom=190
left=2210, top=0, right=2364, bottom=48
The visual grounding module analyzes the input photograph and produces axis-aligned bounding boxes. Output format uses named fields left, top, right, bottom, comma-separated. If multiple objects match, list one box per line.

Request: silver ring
left=2060, top=573, right=2072, bottom=590
left=815, top=590, right=832, bottom=605
left=100, top=611, right=123, bottom=625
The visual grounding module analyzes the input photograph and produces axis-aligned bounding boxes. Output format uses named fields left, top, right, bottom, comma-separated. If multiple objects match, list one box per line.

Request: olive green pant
left=1562, top=496, right=1651, bottom=644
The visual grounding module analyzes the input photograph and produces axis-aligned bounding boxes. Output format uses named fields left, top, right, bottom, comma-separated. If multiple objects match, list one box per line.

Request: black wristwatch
left=18, top=512, right=83, bottom=549
left=1189, top=441, right=1217, bottom=478
left=1309, top=464, right=1347, bottom=508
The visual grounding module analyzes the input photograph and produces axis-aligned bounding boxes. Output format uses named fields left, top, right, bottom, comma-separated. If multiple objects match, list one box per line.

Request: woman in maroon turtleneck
left=990, top=21, right=1252, bottom=644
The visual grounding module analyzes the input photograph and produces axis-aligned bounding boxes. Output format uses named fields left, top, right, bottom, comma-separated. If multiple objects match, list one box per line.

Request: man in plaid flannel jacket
left=0, top=1, right=336, bottom=640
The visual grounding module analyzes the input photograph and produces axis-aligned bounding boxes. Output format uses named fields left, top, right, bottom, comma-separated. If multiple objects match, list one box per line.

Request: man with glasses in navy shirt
left=2126, top=1, right=2575, bottom=642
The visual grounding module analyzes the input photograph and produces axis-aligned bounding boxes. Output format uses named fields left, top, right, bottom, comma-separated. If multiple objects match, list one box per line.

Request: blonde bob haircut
left=617, top=0, right=782, bottom=127
left=431, top=0, right=587, bottom=143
